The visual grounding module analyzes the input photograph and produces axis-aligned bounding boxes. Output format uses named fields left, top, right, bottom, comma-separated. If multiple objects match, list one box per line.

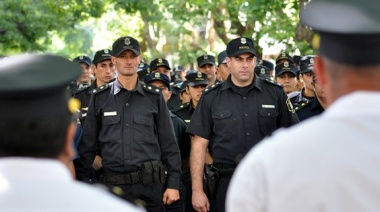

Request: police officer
left=290, top=55, right=316, bottom=108
left=76, top=36, right=182, bottom=212
left=254, top=64, right=271, bottom=80
left=216, top=50, right=230, bottom=82
left=144, top=72, right=190, bottom=212
left=197, top=54, right=220, bottom=86
left=187, top=37, right=299, bottom=212
left=173, top=70, right=209, bottom=124
left=69, top=55, right=92, bottom=95
left=137, top=61, right=150, bottom=81
left=295, top=75, right=326, bottom=121
left=150, top=58, right=182, bottom=111
left=258, top=59, right=274, bottom=78
left=275, top=51, right=294, bottom=65
left=274, top=62, right=298, bottom=95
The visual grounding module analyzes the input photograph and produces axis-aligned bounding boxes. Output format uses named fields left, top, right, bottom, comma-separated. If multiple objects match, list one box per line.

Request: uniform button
left=220, top=114, right=224, bottom=118
left=243, top=97, right=246, bottom=100
left=267, top=113, right=271, bottom=116
left=126, top=103, right=129, bottom=106
left=246, top=133, right=250, bottom=136
left=244, top=114, right=248, bottom=117
left=125, top=124, right=129, bottom=127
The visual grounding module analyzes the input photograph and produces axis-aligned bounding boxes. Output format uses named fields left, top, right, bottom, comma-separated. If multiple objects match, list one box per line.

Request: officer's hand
left=163, top=188, right=180, bottom=205
left=192, top=190, right=209, bottom=212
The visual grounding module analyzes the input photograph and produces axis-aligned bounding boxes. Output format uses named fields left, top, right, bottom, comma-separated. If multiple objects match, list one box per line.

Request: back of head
left=0, top=54, right=80, bottom=158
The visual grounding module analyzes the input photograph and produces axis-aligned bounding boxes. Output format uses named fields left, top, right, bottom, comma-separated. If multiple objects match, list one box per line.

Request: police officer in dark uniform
left=68, top=55, right=92, bottom=95
left=254, top=64, right=271, bottom=80
left=187, top=37, right=299, bottom=212
left=290, top=55, right=316, bottom=108
left=173, top=70, right=209, bottom=124
left=76, top=36, right=182, bottom=212
left=197, top=54, right=220, bottom=86
left=137, top=62, right=150, bottom=82
left=258, top=59, right=274, bottom=78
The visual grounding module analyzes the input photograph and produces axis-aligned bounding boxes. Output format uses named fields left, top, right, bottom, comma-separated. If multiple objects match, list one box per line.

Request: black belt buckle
left=129, top=171, right=142, bottom=184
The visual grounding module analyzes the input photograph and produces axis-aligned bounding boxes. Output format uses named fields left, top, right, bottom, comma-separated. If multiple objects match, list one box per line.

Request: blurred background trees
left=0, top=0, right=316, bottom=67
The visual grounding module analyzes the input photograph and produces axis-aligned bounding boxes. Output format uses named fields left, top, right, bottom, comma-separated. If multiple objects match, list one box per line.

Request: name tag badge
left=262, top=104, right=275, bottom=109
left=104, top=111, right=117, bottom=116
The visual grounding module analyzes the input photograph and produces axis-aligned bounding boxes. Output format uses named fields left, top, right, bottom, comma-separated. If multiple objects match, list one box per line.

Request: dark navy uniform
left=72, top=82, right=97, bottom=124
left=173, top=102, right=194, bottom=124
left=290, top=87, right=314, bottom=108
left=76, top=79, right=182, bottom=211
left=295, top=97, right=325, bottom=122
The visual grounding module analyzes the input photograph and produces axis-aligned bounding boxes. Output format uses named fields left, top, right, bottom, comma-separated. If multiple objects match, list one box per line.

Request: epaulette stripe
left=203, top=81, right=222, bottom=94
left=92, top=84, right=110, bottom=94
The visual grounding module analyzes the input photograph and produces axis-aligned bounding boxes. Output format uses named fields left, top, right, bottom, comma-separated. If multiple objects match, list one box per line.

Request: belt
left=100, top=171, right=142, bottom=185
left=212, top=163, right=237, bottom=169
left=211, top=163, right=236, bottom=177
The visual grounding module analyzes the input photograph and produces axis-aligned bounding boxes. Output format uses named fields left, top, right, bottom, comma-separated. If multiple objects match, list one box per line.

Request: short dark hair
left=0, top=114, right=71, bottom=158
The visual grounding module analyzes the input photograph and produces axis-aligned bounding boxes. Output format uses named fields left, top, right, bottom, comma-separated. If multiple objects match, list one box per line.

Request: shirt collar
left=221, top=74, right=263, bottom=92
left=113, top=78, right=145, bottom=96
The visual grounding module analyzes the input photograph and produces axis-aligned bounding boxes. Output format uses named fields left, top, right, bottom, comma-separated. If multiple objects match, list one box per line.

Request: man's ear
left=315, top=55, right=327, bottom=88
left=226, top=57, right=231, bottom=68
left=186, top=86, right=190, bottom=94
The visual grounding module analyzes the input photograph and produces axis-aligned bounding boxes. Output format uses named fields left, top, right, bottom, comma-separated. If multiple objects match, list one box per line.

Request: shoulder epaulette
left=294, top=100, right=310, bottom=111
left=92, top=83, right=110, bottom=94
left=179, top=102, right=190, bottom=109
left=72, top=85, right=89, bottom=95
left=202, top=81, right=222, bottom=95
left=263, top=78, right=283, bottom=88
left=143, top=84, right=161, bottom=94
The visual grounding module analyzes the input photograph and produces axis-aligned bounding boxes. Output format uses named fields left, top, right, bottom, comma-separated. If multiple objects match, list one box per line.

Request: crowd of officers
left=68, top=35, right=325, bottom=212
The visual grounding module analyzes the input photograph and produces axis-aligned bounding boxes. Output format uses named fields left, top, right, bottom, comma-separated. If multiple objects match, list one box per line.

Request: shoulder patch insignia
left=203, top=81, right=222, bottom=95
left=286, top=98, right=295, bottom=113
left=294, top=100, right=310, bottom=111
left=264, top=78, right=283, bottom=87
left=92, top=83, right=110, bottom=94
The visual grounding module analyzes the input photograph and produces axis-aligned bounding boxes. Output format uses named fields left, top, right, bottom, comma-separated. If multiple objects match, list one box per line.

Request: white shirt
left=227, top=91, right=380, bottom=212
left=0, top=158, right=145, bottom=212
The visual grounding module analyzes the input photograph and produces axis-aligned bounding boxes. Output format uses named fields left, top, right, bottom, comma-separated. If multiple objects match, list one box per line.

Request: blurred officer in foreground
left=216, top=50, right=230, bottom=82
left=275, top=62, right=298, bottom=95
left=197, top=54, right=219, bottom=86
left=76, top=36, right=181, bottom=212
left=290, top=55, right=316, bottom=108
left=227, top=0, right=380, bottom=211
left=144, top=72, right=189, bottom=212
left=0, top=54, right=143, bottom=211
left=187, top=37, right=298, bottom=212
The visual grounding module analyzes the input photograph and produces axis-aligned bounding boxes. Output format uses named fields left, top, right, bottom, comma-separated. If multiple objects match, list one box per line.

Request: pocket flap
left=259, top=109, right=279, bottom=118
left=134, top=115, right=153, bottom=125
left=212, top=110, right=232, bottom=119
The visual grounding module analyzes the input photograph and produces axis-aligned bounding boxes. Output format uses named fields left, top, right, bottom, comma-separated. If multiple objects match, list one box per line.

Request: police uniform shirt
left=173, top=101, right=195, bottom=125
left=72, top=81, right=98, bottom=124
left=295, top=97, right=324, bottom=122
left=187, top=75, right=299, bottom=165
left=169, top=110, right=191, bottom=160
left=76, top=79, right=181, bottom=189
left=290, top=87, right=315, bottom=108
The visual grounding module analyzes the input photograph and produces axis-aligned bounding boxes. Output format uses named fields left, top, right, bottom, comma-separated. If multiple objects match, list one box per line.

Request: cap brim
left=276, top=70, right=296, bottom=77
left=93, top=57, right=111, bottom=64
left=199, top=61, right=215, bottom=67
left=113, top=48, right=140, bottom=57
left=187, top=81, right=208, bottom=86
left=228, top=49, right=256, bottom=57
left=300, top=66, right=314, bottom=73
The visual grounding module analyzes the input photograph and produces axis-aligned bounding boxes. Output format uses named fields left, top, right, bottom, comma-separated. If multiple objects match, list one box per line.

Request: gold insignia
left=197, top=71, right=202, bottom=78
left=155, top=72, right=160, bottom=78
left=158, top=58, right=163, bottom=63
left=203, top=55, right=208, bottom=60
left=124, top=37, right=131, bottom=45
left=260, top=68, right=265, bottom=74
left=286, top=98, right=295, bottom=113
left=310, top=58, right=314, bottom=64
left=148, top=86, right=152, bottom=90
left=79, top=56, right=83, bottom=60
left=68, top=98, right=81, bottom=113
left=284, top=62, right=289, bottom=67
left=104, top=49, right=109, bottom=54
left=241, top=38, right=246, bottom=44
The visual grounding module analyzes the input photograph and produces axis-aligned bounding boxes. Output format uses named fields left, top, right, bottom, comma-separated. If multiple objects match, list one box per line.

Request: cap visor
left=114, top=48, right=141, bottom=57
left=228, top=49, right=256, bottom=57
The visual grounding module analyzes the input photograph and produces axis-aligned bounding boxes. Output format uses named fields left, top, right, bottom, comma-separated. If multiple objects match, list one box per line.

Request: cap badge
left=197, top=71, right=202, bottom=78
left=260, top=68, right=265, bottom=74
left=158, top=58, right=163, bottom=63
left=124, top=37, right=131, bottom=45
left=281, top=52, right=286, bottom=57
left=203, top=55, right=208, bottom=60
left=104, top=49, right=109, bottom=54
left=154, top=72, right=160, bottom=78
left=79, top=56, right=84, bottom=60
left=310, top=58, right=314, bottom=64
left=284, top=62, right=289, bottom=67
left=241, top=38, right=247, bottom=44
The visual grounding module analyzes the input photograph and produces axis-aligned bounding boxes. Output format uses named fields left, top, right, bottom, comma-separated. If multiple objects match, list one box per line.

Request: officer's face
left=300, top=71, right=314, bottom=92
left=180, top=90, right=191, bottom=104
left=217, top=63, right=230, bottom=82
left=275, top=72, right=297, bottom=94
left=198, top=64, right=216, bottom=80
left=149, top=80, right=172, bottom=103
left=227, top=53, right=256, bottom=86
left=94, top=60, right=115, bottom=85
left=186, top=84, right=207, bottom=103
left=78, top=63, right=91, bottom=84
left=152, top=66, right=171, bottom=80
left=112, top=50, right=141, bottom=77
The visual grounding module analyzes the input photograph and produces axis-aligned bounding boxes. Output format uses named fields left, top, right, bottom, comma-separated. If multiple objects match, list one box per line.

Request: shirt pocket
left=100, top=115, right=121, bottom=142
left=133, top=115, right=154, bottom=143
left=258, top=109, right=278, bottom=136
left=211, top=110, right=235, bottom=141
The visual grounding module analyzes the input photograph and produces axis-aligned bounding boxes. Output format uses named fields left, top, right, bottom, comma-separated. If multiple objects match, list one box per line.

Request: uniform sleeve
left=277, top=90, right=299, bottom=127
left=226, top=144, right=268, bottom=212
left=156, top=94, right=182, bottom=189
left=186, top=95, right=213, bottom=139
left=75, top=94, right=99, bottom=182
